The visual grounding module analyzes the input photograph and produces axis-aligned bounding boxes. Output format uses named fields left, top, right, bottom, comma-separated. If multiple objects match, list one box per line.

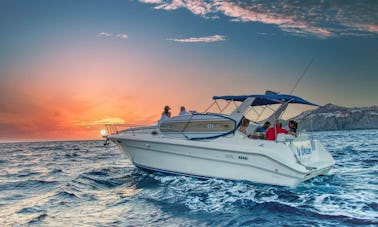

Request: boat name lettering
left=238, top=156, right=248, bottom=160
left=297, top=146, right=312, bottom=156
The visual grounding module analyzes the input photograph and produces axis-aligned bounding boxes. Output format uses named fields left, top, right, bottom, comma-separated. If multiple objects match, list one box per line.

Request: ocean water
left=0, top=130, right=377, bottom=226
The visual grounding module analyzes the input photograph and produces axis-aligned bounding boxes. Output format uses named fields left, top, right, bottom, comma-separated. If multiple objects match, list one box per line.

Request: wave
left=0, top=131, right=377, bottom=226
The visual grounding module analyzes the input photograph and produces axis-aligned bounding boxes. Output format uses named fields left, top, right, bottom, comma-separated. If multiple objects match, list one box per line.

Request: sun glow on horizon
left=100, top=129, right=107, bottom=136
left=76, top=117, right=126, bottom=126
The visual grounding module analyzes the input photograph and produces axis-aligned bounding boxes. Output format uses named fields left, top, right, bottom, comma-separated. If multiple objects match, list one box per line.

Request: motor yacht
left=106, top=93, right=335, bottom=187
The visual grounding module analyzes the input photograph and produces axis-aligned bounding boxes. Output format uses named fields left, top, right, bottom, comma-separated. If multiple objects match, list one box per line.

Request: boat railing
left=122, top=125, right=158, bottom=136
left=122, top=124, right=192, bottom=138
left=105, top=124, right=154, bottom=136
left=105, top=122, right=196, bottom=138
left=104, top=124, right=119, bottom=136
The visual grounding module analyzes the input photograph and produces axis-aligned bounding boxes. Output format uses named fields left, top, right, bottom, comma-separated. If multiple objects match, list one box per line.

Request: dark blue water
left=1, top=130, right=377, bottom=226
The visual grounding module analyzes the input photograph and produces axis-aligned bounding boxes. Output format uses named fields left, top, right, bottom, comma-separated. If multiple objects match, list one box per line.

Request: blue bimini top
left=212, top=94, right=319, bottom=107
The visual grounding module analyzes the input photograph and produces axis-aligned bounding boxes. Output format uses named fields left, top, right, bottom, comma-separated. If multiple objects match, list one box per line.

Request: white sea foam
left=1, top=132, right=377, bottom=226
left=313, top=191, right=378, bottom=220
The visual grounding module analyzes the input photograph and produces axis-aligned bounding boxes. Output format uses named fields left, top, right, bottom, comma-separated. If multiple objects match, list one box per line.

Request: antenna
left=289, top=58, right=314, bottom=94
left=258, top=58, right=315, bottom=124
left=276, top=58, right=314, bottom=124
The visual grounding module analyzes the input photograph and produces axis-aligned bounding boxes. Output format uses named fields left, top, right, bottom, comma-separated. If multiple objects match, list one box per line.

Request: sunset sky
left=1, top=0, right=377, bottom=142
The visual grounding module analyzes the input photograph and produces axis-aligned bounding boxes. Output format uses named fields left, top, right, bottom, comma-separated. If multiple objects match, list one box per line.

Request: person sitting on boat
left=179, top=106, right=187, bottom=116
left=158, top=105, right=171, bottom=125
left=238, top=117, right=250, bottom=135
left=266, top=120, right=296, bottom=141
left=250, top=121, right=271, bottom=139
left=288, top=120, right=298, bottom=133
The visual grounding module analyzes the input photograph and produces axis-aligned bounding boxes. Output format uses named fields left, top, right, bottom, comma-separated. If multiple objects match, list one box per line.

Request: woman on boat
left=238, top=117, right=250, bottom=135
left=158, top=105, right=171, bottom=125
left=179, top=106, right=187, bottom=115
left=288, top=120, right=298, bottom=133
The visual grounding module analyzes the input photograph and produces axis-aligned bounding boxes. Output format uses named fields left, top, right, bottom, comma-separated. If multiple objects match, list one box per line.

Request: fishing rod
left=288, top=58, right=315, bottom=135
left=289, top=58, right=314, bottom=94
left=265, top=58, right=315, bottom=125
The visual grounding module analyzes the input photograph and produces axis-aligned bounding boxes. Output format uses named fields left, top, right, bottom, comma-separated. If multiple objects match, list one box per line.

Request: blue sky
left=0, top=0, right=377, bottom=141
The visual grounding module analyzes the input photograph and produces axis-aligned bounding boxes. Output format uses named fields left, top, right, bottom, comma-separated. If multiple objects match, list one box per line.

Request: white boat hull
left=110, top=129, right=334, bottom=187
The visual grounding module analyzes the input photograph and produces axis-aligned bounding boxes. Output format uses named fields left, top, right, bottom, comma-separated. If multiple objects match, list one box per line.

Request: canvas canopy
left=212, top=94, right=319, bottom=107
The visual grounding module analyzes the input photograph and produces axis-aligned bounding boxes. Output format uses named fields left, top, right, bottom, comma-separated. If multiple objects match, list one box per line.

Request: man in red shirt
left=266, top=121, right=296, bottom=141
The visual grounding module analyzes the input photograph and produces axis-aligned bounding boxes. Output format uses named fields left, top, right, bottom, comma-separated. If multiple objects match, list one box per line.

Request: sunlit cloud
left=97, top=32, right=129, bottom=40
left=139, top=0, right=378, bottom=38
left=116, top=34, right=129, bottom=39
left=155, top=0, right=212, bottom=17
left=167, top=35, right=226, bottom=43
left=97, top=32, right=112, bottom=37
left=344, top=23, right=378, bottom=34
left=75, top=117, right=126, bottom=126
left=139, top=0, right=163, bottom=3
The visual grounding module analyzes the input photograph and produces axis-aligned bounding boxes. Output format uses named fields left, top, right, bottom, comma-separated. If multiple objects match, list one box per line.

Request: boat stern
left=285, top=135, right=335, bottom=184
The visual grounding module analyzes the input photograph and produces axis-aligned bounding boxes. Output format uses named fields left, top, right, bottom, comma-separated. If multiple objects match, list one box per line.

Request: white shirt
left=158, top=113, right=170, bottom=125
left=179, top=110, right=187, bottom=116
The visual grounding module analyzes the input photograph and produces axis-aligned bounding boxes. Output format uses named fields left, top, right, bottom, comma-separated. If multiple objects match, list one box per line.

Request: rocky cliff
left=290, top=104, right=378, bottom=131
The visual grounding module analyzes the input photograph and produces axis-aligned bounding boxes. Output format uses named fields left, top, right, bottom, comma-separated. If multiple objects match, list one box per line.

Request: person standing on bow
left=158, top=105, right=171, bottom=125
